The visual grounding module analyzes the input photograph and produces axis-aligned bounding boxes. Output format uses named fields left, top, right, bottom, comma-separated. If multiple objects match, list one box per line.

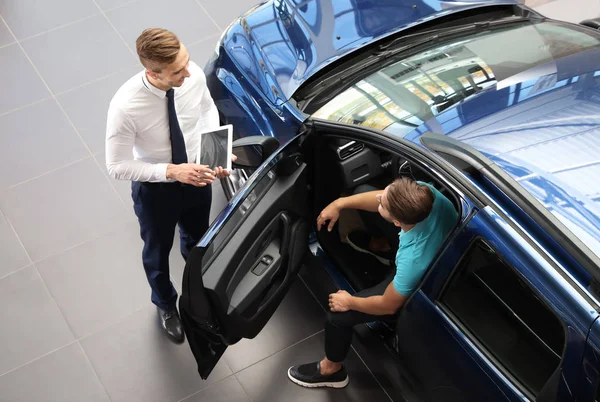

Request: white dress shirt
left=105, top=61, right=219, bottom=182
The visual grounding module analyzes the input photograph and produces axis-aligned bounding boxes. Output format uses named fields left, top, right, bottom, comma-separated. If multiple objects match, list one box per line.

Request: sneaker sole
left=345, top=235, right=391, bottom=266
left=287, top=368, right=349, bottom=388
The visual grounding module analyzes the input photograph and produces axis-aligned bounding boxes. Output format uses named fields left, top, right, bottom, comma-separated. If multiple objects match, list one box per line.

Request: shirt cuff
left=153, top=163, right=169, bottom=181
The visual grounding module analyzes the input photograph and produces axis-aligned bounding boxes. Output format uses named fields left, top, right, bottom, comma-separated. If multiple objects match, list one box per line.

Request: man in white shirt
left=106, top=28, right=229, bottom=343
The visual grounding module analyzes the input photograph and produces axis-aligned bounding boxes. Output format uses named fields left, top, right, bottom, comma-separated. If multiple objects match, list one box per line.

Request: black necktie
left=166, top=88, right=187, bottom=164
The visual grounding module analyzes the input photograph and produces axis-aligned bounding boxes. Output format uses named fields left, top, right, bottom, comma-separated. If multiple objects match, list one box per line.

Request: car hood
left=411, top=46, right=600, bottom=263
left=223, top=0, right=521, bottom=105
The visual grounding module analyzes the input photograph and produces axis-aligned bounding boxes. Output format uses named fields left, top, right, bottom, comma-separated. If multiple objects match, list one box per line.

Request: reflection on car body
left=179, top=1, right=600, bottom=401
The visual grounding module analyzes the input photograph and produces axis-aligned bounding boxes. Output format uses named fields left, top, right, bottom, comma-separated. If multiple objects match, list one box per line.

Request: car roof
left=407, top=46, right=600, bottom=265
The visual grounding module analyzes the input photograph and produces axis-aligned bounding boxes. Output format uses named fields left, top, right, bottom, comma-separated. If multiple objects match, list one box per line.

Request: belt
left=136, top=181, right=205, bottom=189
left=137, top=181, right=183, bottom=188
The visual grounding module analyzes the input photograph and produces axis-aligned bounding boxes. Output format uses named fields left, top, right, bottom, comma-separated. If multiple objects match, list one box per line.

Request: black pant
left=323, top=185, right=399, bottom=362
left=325, top=271, right=396, bottom=362
left=132, top=181, right=212, bottom=311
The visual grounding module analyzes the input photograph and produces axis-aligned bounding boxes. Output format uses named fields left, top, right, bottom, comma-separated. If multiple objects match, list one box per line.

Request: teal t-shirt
left=393, top=182, right=458, bottom=296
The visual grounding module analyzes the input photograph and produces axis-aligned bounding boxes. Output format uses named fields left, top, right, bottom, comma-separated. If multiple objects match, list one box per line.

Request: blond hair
left=136, top=28, right=180, bottom=72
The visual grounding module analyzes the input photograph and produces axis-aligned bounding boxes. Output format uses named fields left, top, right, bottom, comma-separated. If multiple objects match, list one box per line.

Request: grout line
left=2, top=12, right=131, bottom=214
left=2, top=9, right=134, bottom=396
left=6, top=155, right=93, bottom=189
left=298, top=273, right=328, bottom=313
left=92, top=0, right=138, bottom=58
left=351, top=343, right=395, bottom=402
left=90, top=153, right=131, bottom=211
left=2, top=213, right=141, bottom=347
left=233, top=329, right=325, bottom=375
left=1, top=11, right=133, bottom=302
left=7, top=170, right=84, bottom=367
left=186, top=33, right=221, bottom=48
left=2, top=18, right=217, bottom=109
left=0, top=41, right=17, bottom=49
left=3, top=180, right=80, bottom=361
left=231, top=373, right=254, bottom=402
left=0, top=340, right=78, bottom=378
left=31, top=218, right=137, bottom=266
left=193, top=0, right=223, bottom=31
left=0, top=263, right=31, bottom=281
left=0, top=209, right=32, bottom=283
left=0, top=15, right=99, bottom=161
left=32, top=262, right=80, bottom=349
left=101, top=0, right=140, bottom=13
left=0, top=161, right=134, bottom=359
left=17, top=14, right=100, bottom=43
left=0, top=96, right=54, bottom=118
left=0, top=208, right=34, bottom=266
left=175, top=375, right=234, bottom=402
left=77, top=304, right=152, bottom=343
left=54, top=62, right=141, bottom=97
left=75, top=341, right=114, bottom=402
left=232, top=374, right=253, bottom=402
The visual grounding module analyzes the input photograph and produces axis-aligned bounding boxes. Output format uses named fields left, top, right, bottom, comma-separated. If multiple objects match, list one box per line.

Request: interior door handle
left=255, top=231, right=272, bottom=259
left=278, top=212, right=291, bottom=259
left=253, top=212, right=291, bottom=262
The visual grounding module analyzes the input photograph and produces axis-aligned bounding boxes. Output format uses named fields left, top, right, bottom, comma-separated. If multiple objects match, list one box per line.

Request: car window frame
left=435, top=235, right=569, bottom=400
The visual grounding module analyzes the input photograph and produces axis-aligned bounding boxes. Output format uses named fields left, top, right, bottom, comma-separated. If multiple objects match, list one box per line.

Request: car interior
left=194, top=130, right=463, bottom=363
left=309, top=134, right=461, bottom=293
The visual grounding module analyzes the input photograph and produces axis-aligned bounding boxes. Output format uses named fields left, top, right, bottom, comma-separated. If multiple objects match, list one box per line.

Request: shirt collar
left=142, top=72, right=168, bottom=99
left=398, top=212, right=432, bottom=245
left=399, top=222, right=422, bottom=246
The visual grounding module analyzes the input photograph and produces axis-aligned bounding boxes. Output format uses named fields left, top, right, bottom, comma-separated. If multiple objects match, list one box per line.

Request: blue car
left=179, top=1, right=600, bottom=400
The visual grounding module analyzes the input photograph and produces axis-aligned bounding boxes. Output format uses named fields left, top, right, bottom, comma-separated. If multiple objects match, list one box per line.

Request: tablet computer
left=196, top=124, right=233, bottom=171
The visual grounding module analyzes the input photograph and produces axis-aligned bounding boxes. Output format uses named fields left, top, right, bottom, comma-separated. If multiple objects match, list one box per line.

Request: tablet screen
left=197, top=126, right=232, bottom=171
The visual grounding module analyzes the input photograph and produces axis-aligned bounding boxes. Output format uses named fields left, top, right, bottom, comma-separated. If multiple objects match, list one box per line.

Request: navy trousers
left=132, top=181, right=212, bottom=312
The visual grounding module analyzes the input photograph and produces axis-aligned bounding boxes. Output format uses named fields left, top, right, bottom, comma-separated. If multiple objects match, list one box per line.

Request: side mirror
left=232, top=136, right=280, bottom=169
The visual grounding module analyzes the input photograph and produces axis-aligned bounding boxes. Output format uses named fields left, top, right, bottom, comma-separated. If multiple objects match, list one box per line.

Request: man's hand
left=166, top=163, right=215, bottom=186
left=213, top=154, right=238, bottom=179
left=213, top=166, right=229, bottom=179
left=317, top=200, right=342, bottom=232
left=329, top=290, right=353, bottom=312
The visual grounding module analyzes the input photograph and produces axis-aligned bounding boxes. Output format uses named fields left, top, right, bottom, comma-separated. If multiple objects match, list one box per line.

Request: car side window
left=439, top=240, right=565, bottom=398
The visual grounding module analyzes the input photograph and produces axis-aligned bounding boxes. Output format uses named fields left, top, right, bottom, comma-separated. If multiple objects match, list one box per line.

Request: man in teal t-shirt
left=288, top=178, right=458, bottom=389
left=393, top=181, right=457, bottom=295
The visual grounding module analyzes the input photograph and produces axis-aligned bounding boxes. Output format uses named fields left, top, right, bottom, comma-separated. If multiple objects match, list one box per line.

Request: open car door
left=179, top=137, right=310, bottom=379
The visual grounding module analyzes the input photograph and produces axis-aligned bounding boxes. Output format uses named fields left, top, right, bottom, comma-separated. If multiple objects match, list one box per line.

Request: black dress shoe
left=158, top=307, right=185, bottom=343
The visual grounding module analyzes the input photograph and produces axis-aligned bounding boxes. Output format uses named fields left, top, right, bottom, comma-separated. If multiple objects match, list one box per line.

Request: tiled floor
left=0, top=0, right=593, bottom=401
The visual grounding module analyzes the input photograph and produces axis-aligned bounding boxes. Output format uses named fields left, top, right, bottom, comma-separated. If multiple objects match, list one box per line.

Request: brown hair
left=386, top=178, right=434, bottom=225
left=136, top=28, right=180, bottom=72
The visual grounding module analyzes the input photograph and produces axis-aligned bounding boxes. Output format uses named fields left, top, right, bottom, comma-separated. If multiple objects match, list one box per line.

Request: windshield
left=309, top=21, right=600, bottom=135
